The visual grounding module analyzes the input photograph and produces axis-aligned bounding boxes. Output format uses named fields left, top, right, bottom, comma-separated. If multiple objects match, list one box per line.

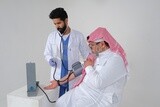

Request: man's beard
left=57, top=24, right=67, bottom=34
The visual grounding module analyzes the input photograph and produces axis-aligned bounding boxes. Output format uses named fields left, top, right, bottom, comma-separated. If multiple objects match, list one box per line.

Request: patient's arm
left=44, top=72, right=75, bottom=90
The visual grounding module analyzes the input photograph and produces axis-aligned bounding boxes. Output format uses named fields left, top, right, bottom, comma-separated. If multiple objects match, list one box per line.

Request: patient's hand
left=44, top=80, right=58, bottom=90
left=84, top=58, right=94, bottom=68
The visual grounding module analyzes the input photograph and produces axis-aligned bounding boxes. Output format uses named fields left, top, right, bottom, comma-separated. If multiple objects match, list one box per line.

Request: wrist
left=57, top=80, right=61, bottom=86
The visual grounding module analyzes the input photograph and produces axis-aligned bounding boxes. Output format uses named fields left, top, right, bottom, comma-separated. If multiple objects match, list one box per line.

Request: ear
left=102, top=42, right=106, bottom=48
left=65, top=18, right=68, bottom=24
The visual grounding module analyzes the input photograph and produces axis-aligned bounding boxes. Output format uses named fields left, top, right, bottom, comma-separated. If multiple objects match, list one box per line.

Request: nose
left=89, top=46, right=93, bottom=50
left=55, top=24, right=60, bottom=29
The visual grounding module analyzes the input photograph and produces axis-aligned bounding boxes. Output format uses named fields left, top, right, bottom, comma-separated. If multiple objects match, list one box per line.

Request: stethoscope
left=37, top=31, right=74, bottom=104
left=52, top=31, right=73, bottom=84
left=58, top=32, right=72, bottom=71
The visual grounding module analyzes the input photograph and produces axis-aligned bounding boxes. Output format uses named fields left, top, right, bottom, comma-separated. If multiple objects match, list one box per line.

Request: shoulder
left=108, top=51, right=124, bottom=64
left=47, top=30, right=58, bottom=38
left=48, top=30, right=57, bottom=36
left=71, top=29, right=84, bottom=37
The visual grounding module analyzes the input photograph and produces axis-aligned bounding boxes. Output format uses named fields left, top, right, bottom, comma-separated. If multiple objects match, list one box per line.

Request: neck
left=63, top=26, right=70, bottom=35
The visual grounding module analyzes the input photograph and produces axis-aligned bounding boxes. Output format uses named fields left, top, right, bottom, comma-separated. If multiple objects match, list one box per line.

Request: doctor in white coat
left=45, top=27, right=129, bottom=107
left=44, top=7, right=90, bottom=97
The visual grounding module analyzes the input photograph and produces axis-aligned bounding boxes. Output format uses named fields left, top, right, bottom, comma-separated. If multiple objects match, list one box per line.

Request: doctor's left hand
left=44, top=80, right=58, bottom=90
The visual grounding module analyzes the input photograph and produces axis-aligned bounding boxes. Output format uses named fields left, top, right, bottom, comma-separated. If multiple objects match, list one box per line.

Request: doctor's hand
left=44, top=80, right=58, bottom=90
left=49, top=58, right=57, bottom=67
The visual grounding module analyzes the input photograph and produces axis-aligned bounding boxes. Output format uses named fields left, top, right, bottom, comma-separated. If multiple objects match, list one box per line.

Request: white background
left=0, top=0, right=160, bottom=107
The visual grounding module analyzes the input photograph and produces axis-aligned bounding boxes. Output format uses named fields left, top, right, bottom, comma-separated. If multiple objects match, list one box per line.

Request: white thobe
left=55, top=49, right=128, bottom=107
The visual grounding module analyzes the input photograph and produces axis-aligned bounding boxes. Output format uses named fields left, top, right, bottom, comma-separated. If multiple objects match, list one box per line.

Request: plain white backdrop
left=0, top=0, right=160, bottom=107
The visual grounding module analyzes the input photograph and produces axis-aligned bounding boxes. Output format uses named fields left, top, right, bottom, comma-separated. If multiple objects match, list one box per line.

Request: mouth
left=57, top=28, right=62, bottom=31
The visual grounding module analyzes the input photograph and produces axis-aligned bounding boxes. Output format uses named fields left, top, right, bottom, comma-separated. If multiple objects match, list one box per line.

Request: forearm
left=44, top=71, right=78, bottom=90
left=58, top=72, right=76, bottom=85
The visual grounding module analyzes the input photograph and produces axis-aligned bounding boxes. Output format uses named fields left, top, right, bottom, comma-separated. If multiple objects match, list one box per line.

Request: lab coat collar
left=68, top=29, right=73, bottom=48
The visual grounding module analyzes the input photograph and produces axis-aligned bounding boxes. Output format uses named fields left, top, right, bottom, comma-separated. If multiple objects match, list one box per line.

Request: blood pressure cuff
left=72, top=61, right=83, bottom=77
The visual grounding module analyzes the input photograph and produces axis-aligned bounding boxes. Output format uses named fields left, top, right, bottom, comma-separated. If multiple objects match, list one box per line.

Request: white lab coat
left=55, top=49, right=128, bottom=107
left=44, top=29, right=90, bottom=87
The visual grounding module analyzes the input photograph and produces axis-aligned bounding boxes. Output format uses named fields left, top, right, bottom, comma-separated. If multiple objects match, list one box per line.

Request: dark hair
left=49, top=7, right=68, bottom=21
left=104, top=41, right=110, bottom=47
left=87, top=36, right=90, bottom=40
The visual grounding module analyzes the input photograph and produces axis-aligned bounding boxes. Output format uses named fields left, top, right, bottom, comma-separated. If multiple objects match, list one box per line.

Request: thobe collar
left=98, top=48, right=111, bottom=58
left=95, top=49, right=112, bottom=67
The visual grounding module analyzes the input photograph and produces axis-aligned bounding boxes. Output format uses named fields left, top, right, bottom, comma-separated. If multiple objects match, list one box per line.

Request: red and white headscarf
left=73, top=27, right=128, bottom=88
left=88, top=27, right=128, bottom=67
